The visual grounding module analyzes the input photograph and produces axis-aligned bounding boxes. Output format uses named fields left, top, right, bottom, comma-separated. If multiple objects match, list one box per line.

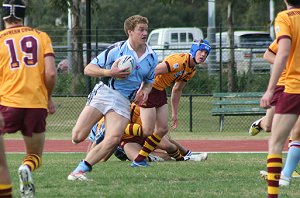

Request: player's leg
left=124, top=123, right=143, bottom=136
left=132, top=105, right=168, bottom=167
left=123, top=142, right=143, bottom=161
left=281, top=116, right=300, bottom=184
left=139, top=107, right=156, bottom=136
left=267, top=114, right=297, bottom=196
left=18, top=108, right=48, bottom=198
left=157, top=135, right=184, bottom=161
left=167, top=135, right=192, bottom=157
left=249, top=106, right=275, bottom=136
left=72, top=106, right=103, bottom=144
left=68, top=111, right=129, bottom=180
left=0, top=136, right=12, bottom=198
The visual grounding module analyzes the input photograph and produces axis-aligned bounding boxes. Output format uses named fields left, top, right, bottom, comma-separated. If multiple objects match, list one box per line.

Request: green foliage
left=183, top=69, right=218, bottom=94
left=54, top=73, right=98, bottom=96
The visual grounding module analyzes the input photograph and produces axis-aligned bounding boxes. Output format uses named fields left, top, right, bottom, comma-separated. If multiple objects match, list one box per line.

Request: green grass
left=7, top=153, right=300, bottom=198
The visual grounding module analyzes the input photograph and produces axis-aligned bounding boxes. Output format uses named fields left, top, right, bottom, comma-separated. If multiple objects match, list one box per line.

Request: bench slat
left=212, top=107, right=266, bottom=115
left=212, top=100, right=260, bottom=105
left=213, top=92, right=264, bottom=98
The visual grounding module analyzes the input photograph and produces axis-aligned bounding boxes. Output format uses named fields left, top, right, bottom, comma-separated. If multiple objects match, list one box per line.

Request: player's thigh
left=139, top=107, right=156, bottom=135
left=155, top=104, right=168, bottom=130
left=270, top=114, right=298, bottom=153
left=23, top=132, right=45, bottom=156
left=124, top=143, right=142, bottom=161
left=74, top=106, right=103, bottom=133
left=104, top=111, right=129, bottom=139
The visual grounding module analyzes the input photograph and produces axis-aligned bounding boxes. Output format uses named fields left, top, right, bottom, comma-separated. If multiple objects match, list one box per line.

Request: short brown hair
left=123, top=15, right=148, bottom=37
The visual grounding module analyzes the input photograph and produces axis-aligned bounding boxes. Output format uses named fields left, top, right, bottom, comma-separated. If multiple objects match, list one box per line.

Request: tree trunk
left=71, top=0, right=84, bottom=94
left=71, top=0, right=83, bottom=74
left=227, top=0, right=236, bottom=92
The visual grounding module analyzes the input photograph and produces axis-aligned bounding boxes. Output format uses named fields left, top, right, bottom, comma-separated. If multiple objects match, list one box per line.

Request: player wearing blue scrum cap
left=129, top=39, right=211, bottom=167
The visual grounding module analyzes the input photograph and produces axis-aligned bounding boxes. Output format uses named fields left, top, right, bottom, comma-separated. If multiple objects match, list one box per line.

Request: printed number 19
left=5, top=36, right=38, bottom=69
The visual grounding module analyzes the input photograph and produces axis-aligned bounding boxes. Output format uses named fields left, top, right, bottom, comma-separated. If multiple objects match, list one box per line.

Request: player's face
left=129, top=23, right=148, bottom=45
left=195, top=50, right=208, bottom=63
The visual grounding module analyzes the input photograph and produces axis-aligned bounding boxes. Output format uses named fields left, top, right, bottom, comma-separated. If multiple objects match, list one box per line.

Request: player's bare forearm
left=84, top=64, right=111, bottom=78
left=44, top=56, right=57, bottom=97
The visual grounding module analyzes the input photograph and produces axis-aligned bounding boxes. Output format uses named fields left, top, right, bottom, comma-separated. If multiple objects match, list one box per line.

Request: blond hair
left=123, top=15, right=148, bottom=37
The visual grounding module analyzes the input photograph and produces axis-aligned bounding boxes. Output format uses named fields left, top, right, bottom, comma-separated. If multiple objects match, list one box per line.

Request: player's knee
left=71, top=128, right=86, bottom=144
left=156, top=127, right=168, bottom=137
left=103, top=136, right=120, bottom=148
left=142, top=127, right=155, bottom=136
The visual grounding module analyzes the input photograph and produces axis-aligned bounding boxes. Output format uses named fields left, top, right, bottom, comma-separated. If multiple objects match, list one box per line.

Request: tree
left=227, top=0, right=236, bottom=92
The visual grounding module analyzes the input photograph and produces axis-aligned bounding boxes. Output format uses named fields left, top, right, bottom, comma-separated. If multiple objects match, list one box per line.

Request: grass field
left=7, top=153, right=300, bottom=198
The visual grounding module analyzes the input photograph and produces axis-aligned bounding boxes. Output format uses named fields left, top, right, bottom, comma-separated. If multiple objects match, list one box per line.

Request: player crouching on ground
left=86, top=103, right=208, bottom=163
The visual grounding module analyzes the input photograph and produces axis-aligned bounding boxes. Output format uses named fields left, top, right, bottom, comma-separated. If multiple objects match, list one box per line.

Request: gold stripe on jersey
left=153, top=53, right=196, bottom=91
left=0, top=26, right=54, bottom=108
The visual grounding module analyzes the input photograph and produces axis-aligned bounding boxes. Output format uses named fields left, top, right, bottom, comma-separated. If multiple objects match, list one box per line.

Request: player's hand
left=171, top=115, right=178, bottom=129
left=0, top=113, right=4, bottom=129
left=110, top=59, right=130, bottom=79
left=134, top=89, right=148, bottom=106
left=48, top=98, right=56, bottom=114
left=260, top=90, right=273, bottom=109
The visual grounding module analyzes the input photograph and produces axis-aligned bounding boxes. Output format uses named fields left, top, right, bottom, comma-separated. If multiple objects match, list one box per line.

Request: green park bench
left=211, top=92, right=266, bottom=132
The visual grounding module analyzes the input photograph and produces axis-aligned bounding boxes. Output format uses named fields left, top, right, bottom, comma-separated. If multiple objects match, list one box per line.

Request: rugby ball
left=117, top=55, right=135, bottom=73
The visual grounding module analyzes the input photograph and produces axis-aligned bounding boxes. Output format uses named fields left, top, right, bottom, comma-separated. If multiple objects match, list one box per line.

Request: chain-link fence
left=48, top=28, right=271, bottom=135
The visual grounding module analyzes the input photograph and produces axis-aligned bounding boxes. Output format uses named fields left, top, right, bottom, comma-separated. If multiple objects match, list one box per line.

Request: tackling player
left=87, top=103, right=208, bottom=163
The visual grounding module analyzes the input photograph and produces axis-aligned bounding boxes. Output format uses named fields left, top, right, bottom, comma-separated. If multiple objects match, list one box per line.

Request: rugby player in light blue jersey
left=68, top=15, right=158, bottom=181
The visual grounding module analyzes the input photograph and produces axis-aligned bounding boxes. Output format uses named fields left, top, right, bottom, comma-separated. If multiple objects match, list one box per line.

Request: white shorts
left=87, top=81, right=131, bottom=119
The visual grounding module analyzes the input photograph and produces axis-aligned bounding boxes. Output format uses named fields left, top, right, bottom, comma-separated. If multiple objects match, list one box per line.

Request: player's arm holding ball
left=84, top=56, right=130, bottom=79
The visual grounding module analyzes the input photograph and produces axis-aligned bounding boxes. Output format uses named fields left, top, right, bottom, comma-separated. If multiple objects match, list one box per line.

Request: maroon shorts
left=119, top=136, right=147, bottom=149
left=275, top=93, right=300, bottom=114
left=0, top=105, right=48, bottom=137
left=140, top=87, right=167, bottom=108
left=270, top=85, right=284, bottom=106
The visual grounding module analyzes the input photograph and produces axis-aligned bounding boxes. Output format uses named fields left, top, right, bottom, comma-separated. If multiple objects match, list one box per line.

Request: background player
left=129, top=40, right=211, bottom=167
left=0, top=0, right=56, bottom=197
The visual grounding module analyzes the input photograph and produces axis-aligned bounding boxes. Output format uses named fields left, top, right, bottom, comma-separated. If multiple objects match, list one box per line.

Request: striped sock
left=134, top=133, right=162, bottom=162
left=124, top=123, right=143, bottom=136
left=168, top=148, right=184, bottom=161
left=267, top=154, right=282, bottom=198
left=23, top=154, right=42, bottom=172
left=0, top=184, right=12, bottom=198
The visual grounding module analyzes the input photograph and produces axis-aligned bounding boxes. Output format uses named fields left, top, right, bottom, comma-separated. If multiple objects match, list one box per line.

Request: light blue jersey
left=90, top=40, right=158, bottom=102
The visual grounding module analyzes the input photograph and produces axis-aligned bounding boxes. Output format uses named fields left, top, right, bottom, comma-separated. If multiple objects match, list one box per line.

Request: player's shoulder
left=165, top=53, right=187, bottom=65
left=276, top=9, right=296, bottom=19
